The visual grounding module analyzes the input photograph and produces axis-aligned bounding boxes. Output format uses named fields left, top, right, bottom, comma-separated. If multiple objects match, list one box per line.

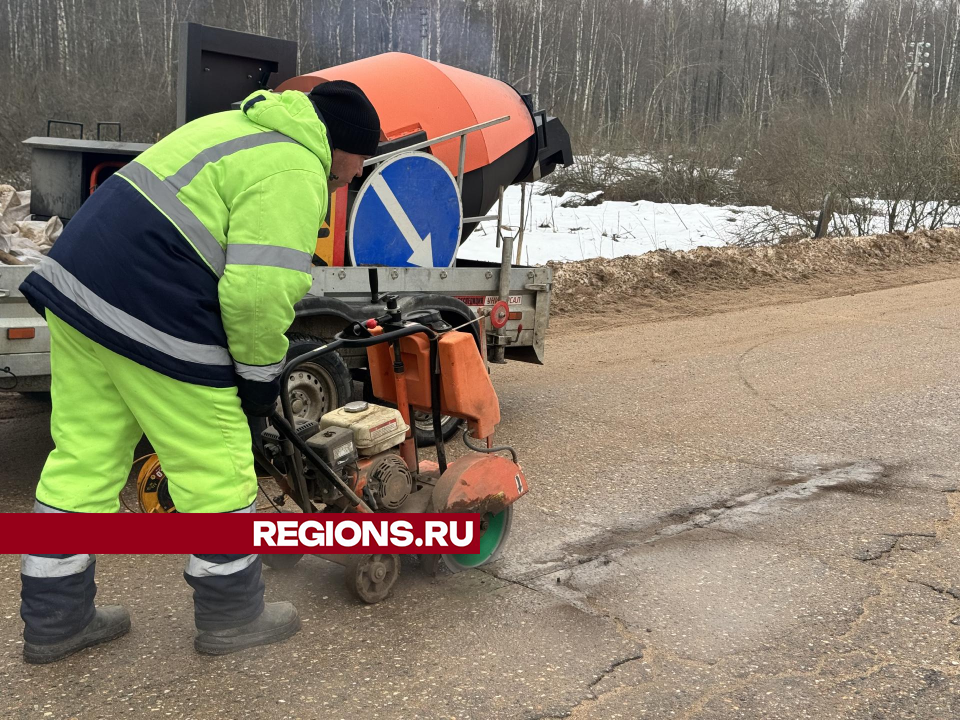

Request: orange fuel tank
left=367, top=330, right=500, bottom=440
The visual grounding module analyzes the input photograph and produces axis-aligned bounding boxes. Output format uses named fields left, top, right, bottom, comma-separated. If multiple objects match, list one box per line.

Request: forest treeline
left=3, top=0, right=960, bottom=236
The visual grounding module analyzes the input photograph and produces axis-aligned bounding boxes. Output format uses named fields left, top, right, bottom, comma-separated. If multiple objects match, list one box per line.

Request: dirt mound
left=549, top=228, right=960, bottom=313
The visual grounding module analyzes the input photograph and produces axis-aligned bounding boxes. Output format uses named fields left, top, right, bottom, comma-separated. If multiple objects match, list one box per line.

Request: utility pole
left=899, top=39, right=931, bottom=116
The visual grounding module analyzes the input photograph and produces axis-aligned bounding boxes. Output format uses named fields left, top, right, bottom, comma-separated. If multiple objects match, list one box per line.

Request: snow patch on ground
left=455, top=179, right=960, bottom=266
left=457, top=182, right=760, bottom=265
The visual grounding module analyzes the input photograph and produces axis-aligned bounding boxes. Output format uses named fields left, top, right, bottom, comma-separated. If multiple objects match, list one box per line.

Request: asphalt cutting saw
left=135, top=294, right=528, bottom=603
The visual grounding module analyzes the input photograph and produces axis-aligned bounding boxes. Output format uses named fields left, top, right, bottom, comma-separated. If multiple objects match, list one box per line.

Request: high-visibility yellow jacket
left=21, top=89, right=331, bottom=404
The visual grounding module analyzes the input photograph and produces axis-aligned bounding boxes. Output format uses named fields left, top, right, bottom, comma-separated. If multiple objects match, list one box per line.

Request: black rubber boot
left=194, top=602, right=300, bottom=656
left=23, top=605, right=130, bottom=664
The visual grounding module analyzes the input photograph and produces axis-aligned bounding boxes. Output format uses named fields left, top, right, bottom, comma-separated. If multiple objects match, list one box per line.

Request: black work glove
left=236, top=375, right=281, bottom=418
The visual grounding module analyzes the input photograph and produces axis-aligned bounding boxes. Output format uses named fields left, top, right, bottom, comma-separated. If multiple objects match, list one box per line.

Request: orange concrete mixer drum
left=278, top=53, right=572, bottom=244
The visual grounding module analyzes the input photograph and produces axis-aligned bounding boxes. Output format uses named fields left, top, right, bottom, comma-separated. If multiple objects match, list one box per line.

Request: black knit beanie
left=309, top=80, right=381, bottom=156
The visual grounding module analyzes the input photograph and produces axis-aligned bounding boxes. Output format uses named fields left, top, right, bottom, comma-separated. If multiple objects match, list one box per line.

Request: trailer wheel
left=412, top=411, right=463, bottom=446
left=250, top=334, right=353, bottom=453
left=281, top=333, right=353, bottom=424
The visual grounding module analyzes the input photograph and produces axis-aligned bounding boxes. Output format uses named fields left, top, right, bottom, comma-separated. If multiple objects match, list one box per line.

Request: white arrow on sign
left=370, top=174, right=433, bottom=267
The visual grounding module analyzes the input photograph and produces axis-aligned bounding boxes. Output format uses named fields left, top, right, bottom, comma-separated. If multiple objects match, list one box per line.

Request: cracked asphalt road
left=1, top=271, right=959, bottom=719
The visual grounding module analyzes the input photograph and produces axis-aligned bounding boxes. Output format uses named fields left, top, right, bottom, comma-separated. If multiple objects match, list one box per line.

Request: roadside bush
left=736, top=103, right=960, bottom=242
left=552, top=102, right=960, bottom=245
left=542, top=142, right=739, bottom=206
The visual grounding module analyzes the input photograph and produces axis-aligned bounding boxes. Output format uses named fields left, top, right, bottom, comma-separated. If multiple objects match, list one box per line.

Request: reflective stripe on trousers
left=184, top=554, right=265, bottom=631
left=21, top=501, right=99, bottom=643
left=21, top=553, right=94, bottom=578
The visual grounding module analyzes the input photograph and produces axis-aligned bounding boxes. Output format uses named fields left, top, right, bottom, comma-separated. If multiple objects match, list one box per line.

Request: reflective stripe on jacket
left=20, top=89, right=331, bottom=387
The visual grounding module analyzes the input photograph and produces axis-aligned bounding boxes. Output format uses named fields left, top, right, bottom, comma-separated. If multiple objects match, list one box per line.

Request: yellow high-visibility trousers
left=36, top=311, right=258, bottom=513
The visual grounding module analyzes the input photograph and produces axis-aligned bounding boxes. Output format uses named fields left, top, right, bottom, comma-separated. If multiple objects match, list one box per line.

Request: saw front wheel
left=441, top=504, right=514, bottom=573
left=344, top=553, right=400, bottom=604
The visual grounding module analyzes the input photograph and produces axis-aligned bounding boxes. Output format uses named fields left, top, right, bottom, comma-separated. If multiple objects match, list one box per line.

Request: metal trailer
left=0, top=230, right=551, bottom=377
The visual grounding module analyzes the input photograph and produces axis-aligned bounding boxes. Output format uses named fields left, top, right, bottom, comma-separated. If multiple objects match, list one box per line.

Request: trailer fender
left=294, top=293, right=480, bottom=348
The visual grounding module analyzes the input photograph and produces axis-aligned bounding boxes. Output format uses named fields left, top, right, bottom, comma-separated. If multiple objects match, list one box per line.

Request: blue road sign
left=348, top=152, right=463, bottom=268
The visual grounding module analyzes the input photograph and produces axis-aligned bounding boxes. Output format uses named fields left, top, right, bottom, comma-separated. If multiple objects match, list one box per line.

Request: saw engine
left=258, top=400, right=427, bottom=514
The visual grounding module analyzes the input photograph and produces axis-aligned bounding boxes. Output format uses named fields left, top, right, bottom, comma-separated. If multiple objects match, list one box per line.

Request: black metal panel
left=27, top=147, right=83, bottom=222
left=528, top=115, right=573, bottom=180
left=459, top=142, right=531, bottom=242
left=176, top=22, right=298, bottom=126
left=22, top=138, right=152, bottom=221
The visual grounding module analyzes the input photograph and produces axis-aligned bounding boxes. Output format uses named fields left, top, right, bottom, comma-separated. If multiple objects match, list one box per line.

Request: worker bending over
left=17, top=81, right=381, bottom=663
